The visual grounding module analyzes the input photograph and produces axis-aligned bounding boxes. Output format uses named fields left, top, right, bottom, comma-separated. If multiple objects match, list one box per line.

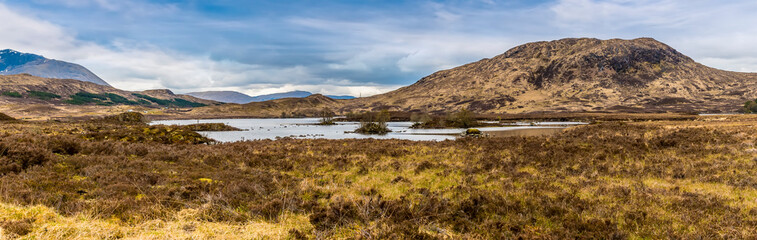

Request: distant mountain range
left=0, top=49, right=110, bottom=86
left=185, top=90, right=355, bottom=104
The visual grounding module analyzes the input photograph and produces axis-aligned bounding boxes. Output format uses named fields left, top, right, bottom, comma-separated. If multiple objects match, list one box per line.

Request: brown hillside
left=190, top=94, right=344, bottom=118
left=345, top=38, right=757, bottom=113
left=0, top=74, right=217, bottom=106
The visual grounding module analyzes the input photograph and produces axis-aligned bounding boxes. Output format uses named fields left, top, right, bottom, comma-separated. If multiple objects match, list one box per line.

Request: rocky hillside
left=346, top=38, right=757, bottom=113
left=0, top=74, right=216, bottom=107
left=0, top=49, right=110, bottom=86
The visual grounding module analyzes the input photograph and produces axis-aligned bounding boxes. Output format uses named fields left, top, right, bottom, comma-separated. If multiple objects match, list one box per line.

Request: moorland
left=2, top=37, right=757, bottom=239
left=0, top=112, right=756, bottom=239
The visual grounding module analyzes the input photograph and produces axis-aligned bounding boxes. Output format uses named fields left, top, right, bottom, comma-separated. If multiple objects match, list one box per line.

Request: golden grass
left=0, top=203, right=313, bottom=240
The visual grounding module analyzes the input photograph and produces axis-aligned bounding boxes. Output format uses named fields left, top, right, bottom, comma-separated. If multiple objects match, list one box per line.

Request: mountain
left=186, top=90, right=356, bottom=104
left=326, top=95, right=356, bottom=100
left=0, top=74, right=216, bottom=107
left=190, top=94, right=342, bottom=118
left=185, top=91, right=256, bottom=104
left=250, top=91, right=312, bottom=102
left=0, top=49, right=110, bottom=86
left=345, top=38, right=757, bottom=113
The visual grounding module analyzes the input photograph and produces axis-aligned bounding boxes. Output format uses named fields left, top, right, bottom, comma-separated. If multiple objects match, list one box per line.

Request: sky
left=1, top=0, right=757, bottom=97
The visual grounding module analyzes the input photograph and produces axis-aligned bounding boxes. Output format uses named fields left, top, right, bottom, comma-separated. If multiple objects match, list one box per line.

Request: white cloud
left=549, top=0, right=757, bottom=72
left=291, top=17, right=514, bottom=74
left=5, top=0, right=757, bottom=97
left=0, top=3, right=388, bottom=96
left=551, top=0, right=683, bottom=27
left=0, top=4, right=79, bottom=54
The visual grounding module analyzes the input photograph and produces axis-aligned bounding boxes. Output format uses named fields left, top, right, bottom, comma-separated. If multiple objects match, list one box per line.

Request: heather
left=0, top=114, right=755, bottom=239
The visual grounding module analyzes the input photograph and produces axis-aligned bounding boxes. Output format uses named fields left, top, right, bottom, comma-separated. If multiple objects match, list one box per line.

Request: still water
left=151, top=118, right=586, bottom=142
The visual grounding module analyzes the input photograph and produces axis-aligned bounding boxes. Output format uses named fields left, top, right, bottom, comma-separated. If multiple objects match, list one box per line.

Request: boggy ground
left=0, top=115, right=756, bottom=239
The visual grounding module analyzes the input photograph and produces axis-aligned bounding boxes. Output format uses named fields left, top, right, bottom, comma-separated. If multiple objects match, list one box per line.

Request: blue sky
left=1, top=0, right=757, bottom=96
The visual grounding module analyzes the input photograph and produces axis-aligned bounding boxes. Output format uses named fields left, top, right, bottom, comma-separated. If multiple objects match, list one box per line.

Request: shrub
left=66, top=92, right=107, bottom=105
left=318, top=108, right=336, bottom=125
left=27, top=90, right=61, bottom=100
left=104, top=93, right=140, bottom=105
left=103, top=112, right=145, bottom=123
left=448, top=108, right=476, bottom=128
left=465, top=128, right=482, bottom=135
left=744, top=100, right=757, bottom=113
left=132, top=93, right=206, bottom=107
left=354, top=110, right=391, bottom=134
left=410, top=113, right=432, bottom=125
left=183, top=123, right=241, bottom=131
left=1, top=91, right=22, bottom=98
left=133, top=93, right=171, bottom=105
left=411, top=109, right=482, bottom=129
left=0, top=139, right=54, bottom=175
left=172, top=98, right=207, bottom=108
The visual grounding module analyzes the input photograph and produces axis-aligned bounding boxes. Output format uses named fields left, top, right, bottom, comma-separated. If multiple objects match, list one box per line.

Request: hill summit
left=349, top=38, right=757, bottom=113
left=0, top=49, right=110, bottom=86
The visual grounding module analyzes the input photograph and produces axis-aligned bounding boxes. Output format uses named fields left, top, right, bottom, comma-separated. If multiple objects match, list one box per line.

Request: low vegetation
left=354, top=110, right=391, bottom=134
left=744, top=99, right=757, bottom=113
left=317, top=108, right=336, bottom=125
left=0, top=113, right=755, bottom=238
left=102, top=112, right=145, bottom=123
left=464, top=128, right=482, bottom=136
left=132, top=93, right=207, bottom=108
left=183, top=123, right=242, bottom=131
left=26, top=90, right=61, bottom=101
left=65, top=92, right=139, bottom=106
left=411, top=109, right=489, bottom=129
left=0, top=91, right=22, bottom=98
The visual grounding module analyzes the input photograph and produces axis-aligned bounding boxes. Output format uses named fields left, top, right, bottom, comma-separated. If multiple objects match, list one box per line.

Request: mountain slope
left=187, top=90, right=356, bottom=104
left=190, top=94, right=343, bottom=118
left=0, top=74, right=216, bottom=107
left=0, top=49, right=110, bottom=86
left=346, top=38, right=757, bottom=113
left=250, top=91, right=312, bottom=102
left=185, top=91, right=256, bottom=104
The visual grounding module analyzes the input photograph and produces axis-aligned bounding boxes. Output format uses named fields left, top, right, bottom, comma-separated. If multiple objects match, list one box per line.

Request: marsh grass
left=0, top=115, right=755, bottom=238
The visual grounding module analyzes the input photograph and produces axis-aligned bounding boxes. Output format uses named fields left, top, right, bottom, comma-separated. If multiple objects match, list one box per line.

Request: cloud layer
left=2, top=0, right=757, bottom=97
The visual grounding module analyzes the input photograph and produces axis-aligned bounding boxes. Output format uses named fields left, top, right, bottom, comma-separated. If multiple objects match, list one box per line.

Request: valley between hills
left=1, top=38, right=756, bottom=239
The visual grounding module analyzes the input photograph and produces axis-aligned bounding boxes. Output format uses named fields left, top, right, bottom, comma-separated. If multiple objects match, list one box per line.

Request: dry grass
left=0, top=113, right=756, bottom=239
left=0, top=203, right=312, bottom=240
